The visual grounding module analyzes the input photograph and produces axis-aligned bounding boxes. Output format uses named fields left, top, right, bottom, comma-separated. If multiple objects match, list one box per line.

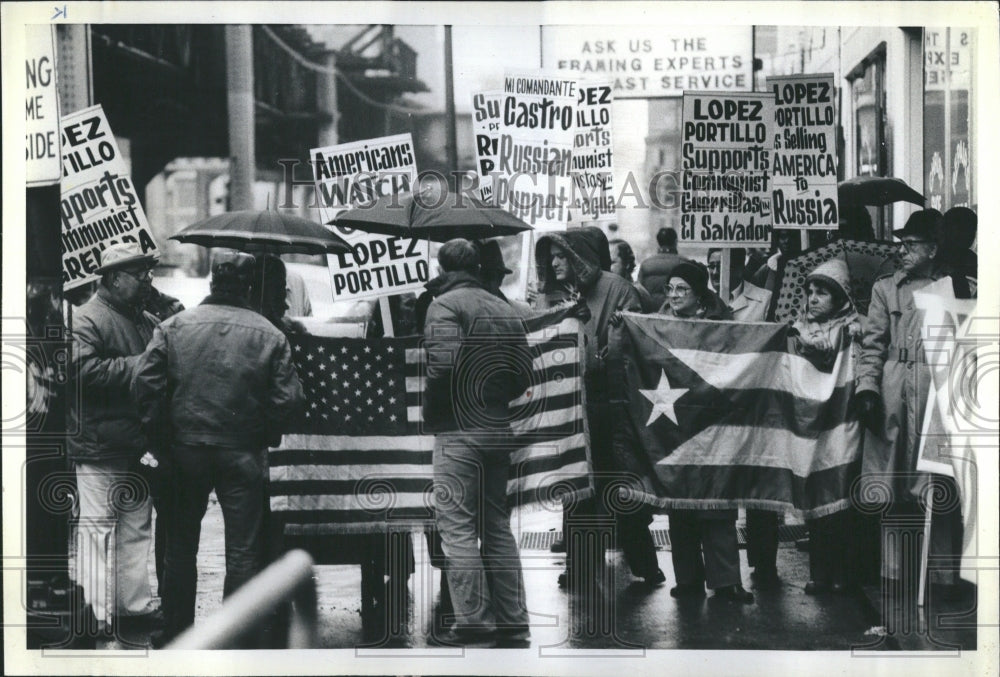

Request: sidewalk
left=94, top=498, right=976, bottom=651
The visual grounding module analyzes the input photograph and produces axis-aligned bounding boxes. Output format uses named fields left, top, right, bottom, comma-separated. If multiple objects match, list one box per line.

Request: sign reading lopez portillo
left=311, top=134, right=428, bottom=301
left=680, top=92, right=773, bottom=247
left=60, top=105, right=158, bottom=290
left=767, top=74, right=838, bottom=229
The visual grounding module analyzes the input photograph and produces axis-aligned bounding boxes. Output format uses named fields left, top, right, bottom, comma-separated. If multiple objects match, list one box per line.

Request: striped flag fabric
left=268, top=317, right=589, bottom=534
left=618, top=312, right=861, bottom=518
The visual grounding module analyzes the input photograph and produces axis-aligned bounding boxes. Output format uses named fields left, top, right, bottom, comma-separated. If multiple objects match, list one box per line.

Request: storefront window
left=849, top=46, right=887, bottom=234
left=924, top=28, right=974, bottom=211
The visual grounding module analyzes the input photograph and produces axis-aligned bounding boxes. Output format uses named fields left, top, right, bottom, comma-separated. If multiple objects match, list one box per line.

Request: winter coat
left=132, top=293, right=304, bottom=449
left=422, top=271, right=531, bottom=433
left=789, top=258, right=863, bottom=369
left=729, top=281, right=772, bottom=322
left=857, top=268, right=950, bottom=501
left=637, top=251, right=687, bottom=310
left=67, top=287, right=158, bottom=462
left=535, top=230, right=641, bottom=402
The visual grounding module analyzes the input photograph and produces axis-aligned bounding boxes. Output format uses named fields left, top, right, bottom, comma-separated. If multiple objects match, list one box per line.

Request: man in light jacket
left=133, top=251, right=303, bottom=646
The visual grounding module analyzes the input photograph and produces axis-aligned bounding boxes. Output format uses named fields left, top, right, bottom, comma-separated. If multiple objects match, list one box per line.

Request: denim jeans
left=161, top=445, right=266, bottom=638
left=433, top=432, right=528, bottom=636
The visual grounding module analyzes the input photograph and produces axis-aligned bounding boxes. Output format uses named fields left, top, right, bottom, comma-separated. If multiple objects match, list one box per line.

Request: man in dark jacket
left=133, top=251, right=304, bottom=645
left=423, top=239, right=531, bottom=647
left=535, top=231, right=664, bottom=590
left=68, top=242, right=162, bottom=633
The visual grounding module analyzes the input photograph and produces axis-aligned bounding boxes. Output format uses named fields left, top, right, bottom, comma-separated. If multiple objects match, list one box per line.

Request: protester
left=249, top=254, right=307, bottom=334
left=856, top=209, right=965, bottom=591
left=938, top=206, right=978, bottom=296
left=610, top=238, right=657, bottom=312
left=638, top=227, right=685, bottom=310
left=535, top=231, right=664, bottom=590
left=422, top=239, right=532, bottom=647
left=67, top=243, right=162, bottom=635
left=133, top=251, right=304, bottom=647
left=751, top=228, right=802, bottom=320
left=837, top=205, right=876, bottom=242
left=657, top=262, right=753, bottom=603
left=789, top=259, right=864, bottom=593
left=707, top=248, right=772, bottom=322
left=284, top=265, right=313, bottom=317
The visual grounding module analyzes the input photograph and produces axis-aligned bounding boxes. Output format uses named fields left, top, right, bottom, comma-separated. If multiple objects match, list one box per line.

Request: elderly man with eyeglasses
left=67, top=242, right=164, bottom=637
left=856, top=209, right=968, bottom=593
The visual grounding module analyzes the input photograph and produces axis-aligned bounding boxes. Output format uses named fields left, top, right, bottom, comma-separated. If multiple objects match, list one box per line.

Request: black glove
left=854, top=390, right=883, bottom=432
left=608, top=311, right=624, bottom=328
left=569, top=298, right=592, bottom=324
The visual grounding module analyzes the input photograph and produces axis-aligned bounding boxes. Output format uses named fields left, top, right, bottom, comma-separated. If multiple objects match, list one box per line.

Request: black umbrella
left=171, top=210, right=351, bottom=256
left=837, top=176, right=925, bottom=208
left=331, top=190, right=533, bottom=243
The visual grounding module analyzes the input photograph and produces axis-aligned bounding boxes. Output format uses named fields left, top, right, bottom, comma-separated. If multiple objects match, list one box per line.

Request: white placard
left=543, top=26, right=753, bottom=98
left=311, top=134, right=429, bottom=301
left=25, top=25, right=61, bottom=187
left=60, top=104, right=158, bottom=289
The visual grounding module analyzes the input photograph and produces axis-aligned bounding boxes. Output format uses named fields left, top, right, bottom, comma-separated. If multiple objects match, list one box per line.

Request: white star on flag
left=640, top=369, right=688, bottom=426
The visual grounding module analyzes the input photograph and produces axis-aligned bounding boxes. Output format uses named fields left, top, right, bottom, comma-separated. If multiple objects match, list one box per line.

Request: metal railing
left=167, top=549, right=318, bottom=649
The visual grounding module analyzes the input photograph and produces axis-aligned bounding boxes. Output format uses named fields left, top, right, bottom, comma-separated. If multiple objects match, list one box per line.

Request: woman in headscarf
left=657, top=262, right=754, bottom=602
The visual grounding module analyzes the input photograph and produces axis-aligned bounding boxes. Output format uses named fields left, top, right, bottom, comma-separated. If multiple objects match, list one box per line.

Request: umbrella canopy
left=774, top=239, right=902, bottom=322
left=838, top=176, right=925, bottom=208
left=170, top=210, right=351, bottom=256
left=331, top=190, right=533, bottom=243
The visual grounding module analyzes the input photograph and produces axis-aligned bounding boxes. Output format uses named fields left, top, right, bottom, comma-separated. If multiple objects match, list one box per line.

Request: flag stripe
left=271, top=464, right=433, bottom=481
left=269, top=478, right=434, bottom=496
left=269, top=448, right=431, bottom=466
left=654, top=422, right=861, bottom=477
left=668, top=347, right=854, bottom=399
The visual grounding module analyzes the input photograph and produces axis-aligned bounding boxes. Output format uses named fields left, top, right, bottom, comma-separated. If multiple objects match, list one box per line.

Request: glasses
left=666, top=284, right=693, bottom=296
left=897, top=239, right=932, bottom=251
left=119, top=268, right=153, bottom=281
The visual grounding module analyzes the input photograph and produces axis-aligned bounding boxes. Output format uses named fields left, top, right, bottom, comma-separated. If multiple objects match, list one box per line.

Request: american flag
left=269, top=317, right=590, bottom=534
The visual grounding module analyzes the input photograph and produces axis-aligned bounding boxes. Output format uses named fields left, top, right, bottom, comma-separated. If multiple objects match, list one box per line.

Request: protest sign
left=311, top=134, right=429, bottom=301
left=767, top=74, right=838, bottom=229
left=60, top=105, right=158, bottom=290
left=471, top=91, right=503, bottom=202
left=494, top=70, right=577, bottom=231
left=542, top=26, right=752, bottom=98
left=679, top=91, right=773, bottom=247
left=26, top=25, right=61, bottom=186
left=570, top=79, right=615, bottom=224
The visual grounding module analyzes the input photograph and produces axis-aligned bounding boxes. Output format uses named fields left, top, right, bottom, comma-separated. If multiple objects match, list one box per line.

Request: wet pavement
left=90, top=496, right=976, bottom=652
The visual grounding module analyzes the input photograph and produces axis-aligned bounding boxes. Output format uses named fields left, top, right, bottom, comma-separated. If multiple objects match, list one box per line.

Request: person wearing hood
left=789, top=259, right=863, bottom=594
left=422, top=239, right=532, bottom=647
left=535, top=231, right=664, bottom=590
left=654, top=262, right=753, bottom=602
